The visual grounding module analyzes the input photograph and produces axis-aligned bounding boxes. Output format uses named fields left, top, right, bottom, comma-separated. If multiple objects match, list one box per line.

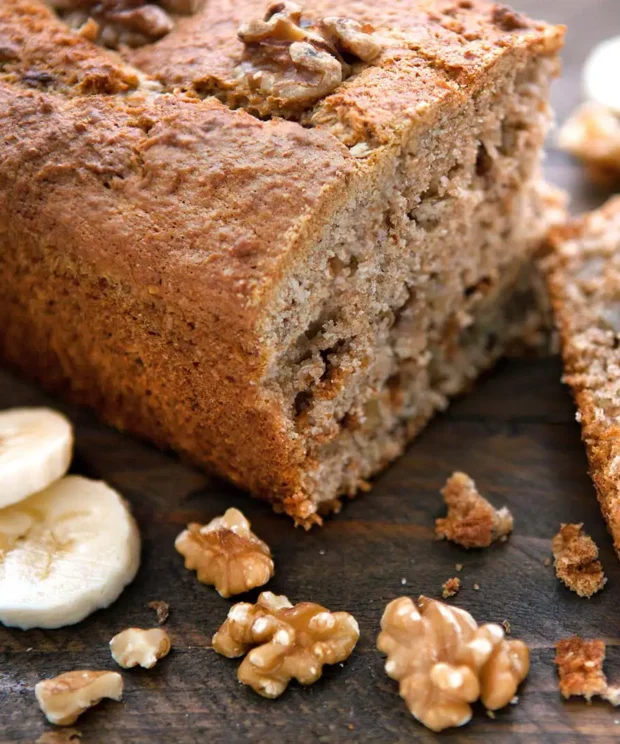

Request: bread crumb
left=502, top=620, right=511, bottom=635
left=473, top=583, right=480, bottom=591
left=36, top=731, right=82, bottom=744
left=148, top=600, right=170, bottom=625
left=455, top=563, right=463, bottom=572
left=486, top=710, right=496, bottom=719
left=552, top=524, right=607, bottom=598
left=401, top=578, right=407, bottom=585
left=543, top=557, right=552, bottom=567
left=442, top=577, right=461, bottom=598
left=435, top=472, right=513, bottom=548
left=555, top=637, right=608, bottom=700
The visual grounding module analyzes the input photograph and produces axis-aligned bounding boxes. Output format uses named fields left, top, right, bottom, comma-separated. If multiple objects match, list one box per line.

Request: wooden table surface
left=2, top=1, right=620, bottom=742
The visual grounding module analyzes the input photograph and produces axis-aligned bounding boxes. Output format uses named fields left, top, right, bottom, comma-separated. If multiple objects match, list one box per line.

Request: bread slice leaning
left=546, top=197, right=620, bottom=556
left=0, top=0, right=564, bottom=526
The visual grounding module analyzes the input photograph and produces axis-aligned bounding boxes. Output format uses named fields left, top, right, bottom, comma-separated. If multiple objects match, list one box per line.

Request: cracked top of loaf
left=0, top=0, right=563, bottom=319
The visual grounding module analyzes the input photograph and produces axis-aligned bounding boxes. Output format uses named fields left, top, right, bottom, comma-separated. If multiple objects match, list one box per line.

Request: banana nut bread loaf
left=546, top=198, right=620, bottom=558
left=0, top=0, right=564, bottom=526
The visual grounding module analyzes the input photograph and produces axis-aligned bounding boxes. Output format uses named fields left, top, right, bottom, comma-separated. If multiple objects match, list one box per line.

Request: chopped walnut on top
left=552, top=523, right=607, bottom=598
left=110, top=627, right=171, bottom=669
left=212, top=591, right=359, bottom=698
left=435, top=472, right=513, bottom=549
left=49, top=0, right=175, bottom=49
left=175, top=507, right=274, bottom=598
left=234, top=1, right=382, bottom=113
left=35, top=670, right=123, bottom=726
left=555, top=637, right=608, bottom=701
left=377, top=596, right=529, bottom=732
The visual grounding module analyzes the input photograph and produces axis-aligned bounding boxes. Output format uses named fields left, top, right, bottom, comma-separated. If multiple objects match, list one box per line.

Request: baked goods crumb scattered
left=486, top=710, right=496, bottom=719
left=455, top=563, right=464, bottom=572
left=555, top=637, right=608, bottom=701
left=148, top=600, right=170, bottom=625
left=502, top=620, right=511, bottom=635
left=473, top=583, right=480, bottom=591
left=442, top=577, right=461, bottom=598
left=212, top=591, right=359, bottom=698
left=175, top=508, right=274, bottom=597
left=377, top=596, right=529, bottom=732
left=36, top=730, right=82, bottom=744
left=435, top=473, right=513, bottom=549
left=35, top=671, right=123, bottom=726
left=552, top=524, right=607, bottom=598
left=110, top=627, right=171, bottom=669
left=543, top=557, right=552, bottom=567
left=401, top=578, right=407, bottom=586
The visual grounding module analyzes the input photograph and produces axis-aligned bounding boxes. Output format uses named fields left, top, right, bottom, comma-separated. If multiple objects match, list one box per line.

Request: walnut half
left=212, top=591, right=359, bottom=698
left=175, top=507, right=274, bottom=597
left=377, top=596, right=529, bottom=732
left=35, top=671, right=123, bottom=726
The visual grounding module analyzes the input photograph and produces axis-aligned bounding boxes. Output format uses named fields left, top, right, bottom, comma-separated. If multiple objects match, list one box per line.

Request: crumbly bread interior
left=546, top=198, right=620, bottom=556
left=253, top=54, right=559, bottom=518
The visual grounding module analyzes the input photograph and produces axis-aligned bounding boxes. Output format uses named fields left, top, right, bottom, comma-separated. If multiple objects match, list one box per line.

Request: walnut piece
left=35, top=671, right=123, bottom=726
left=377, top=596, right=529, bottom=732
left=148, top=599, right=170, bottom=624
left=175, top=507, right=274, bottom=598
left=555, top=637, right=607, bottom=701
left=558, top=103, right=620, bottom=186
left=212, top=591, right=359, bottom=698
left=50, top=0, right=174, bottom=49
left=552, top=523, right=607, bottom=598
left=435, top=472, right=513, bottom=549
left=110, top=627, right=171, bottom=669
left=442, top=577, right=461, bottom=598
left=235, top=1, right=381, bottom=111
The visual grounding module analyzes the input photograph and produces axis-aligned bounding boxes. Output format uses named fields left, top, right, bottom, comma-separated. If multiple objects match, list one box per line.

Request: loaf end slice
left=546, top=197, right=620, bottom=557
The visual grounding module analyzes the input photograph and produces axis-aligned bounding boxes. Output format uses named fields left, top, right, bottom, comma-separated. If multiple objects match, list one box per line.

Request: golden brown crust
left=546, top=197, right=620, bottom=557
left=0, top=0, right=563, bottom=525
left=132, top=0, right=563, bottom=144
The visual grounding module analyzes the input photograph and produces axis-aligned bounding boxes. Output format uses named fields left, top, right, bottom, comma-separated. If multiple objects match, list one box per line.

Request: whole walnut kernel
left=35, top=670, right=123, bottom=726
left=212, top=591, right=359, bottom=698
left=377, top=597, right=529, bottom=732
left=175, top=507, right=274, bottom=597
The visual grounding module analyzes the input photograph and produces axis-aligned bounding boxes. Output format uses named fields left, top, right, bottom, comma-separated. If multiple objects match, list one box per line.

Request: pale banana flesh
left=0, top=475, right=141, bottom=629
left=0, top=407, right=73, bottom=509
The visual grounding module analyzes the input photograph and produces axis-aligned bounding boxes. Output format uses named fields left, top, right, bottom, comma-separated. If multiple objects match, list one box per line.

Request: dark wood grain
left=2, top=2, right=620, bottom=742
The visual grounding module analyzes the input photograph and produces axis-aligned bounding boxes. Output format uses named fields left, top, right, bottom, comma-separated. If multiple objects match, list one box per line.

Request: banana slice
left=584, top=36, right=620, bottom=114
left=0, top=475, right=140, bottom=629
left=0, top=407, right=73, bottom=509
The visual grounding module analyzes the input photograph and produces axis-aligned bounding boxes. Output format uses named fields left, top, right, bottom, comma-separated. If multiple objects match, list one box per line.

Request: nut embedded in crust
left=35, top=670, right=123, bottom=726
left=552, top=523, right=607, bottom=598
left=377, top=596, right=529, bottom=732
left=435, top=472, right=514, bottom=549
left=110, top=627, right=171, bottom=669
left=234, top=1, right=381, bottom=112
left=175, top=507, right=274, bottom=598
left=212, top=591, right=359, bottom=698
